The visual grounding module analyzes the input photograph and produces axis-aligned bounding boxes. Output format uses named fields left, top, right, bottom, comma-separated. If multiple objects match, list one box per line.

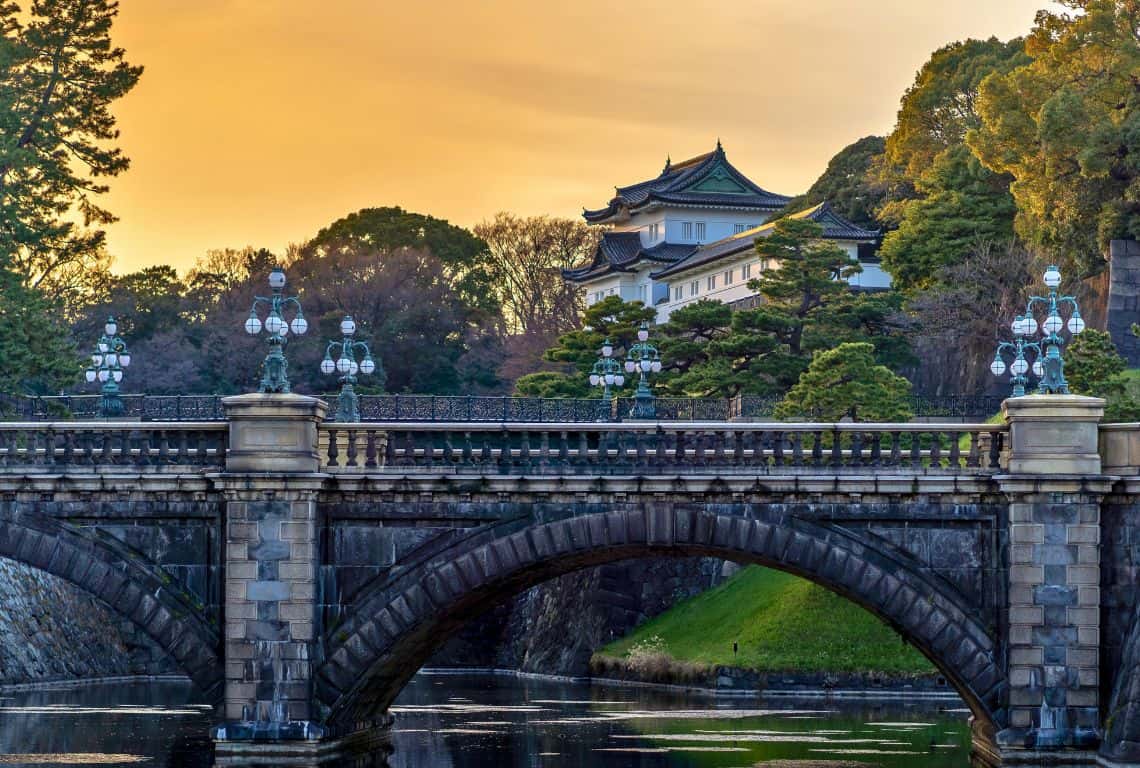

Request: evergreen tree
left=969, top=0, right=1140, bottom=276
left=878, top=145, right=1017, bottom=292
left=774, top=342, right=912, bottom=423
left=779, top=136, right=887, bottom=231
left=875, top=37, right=1028, bottom=225
left=0, top=0, right=142, bottom=308
left=655, top=219, right=912, bottom=398
left=1066, top=328, right=1140, bottom=420
left=0, top=255, right=77, bottom=395
left=514, top=296, right=655, bottom=397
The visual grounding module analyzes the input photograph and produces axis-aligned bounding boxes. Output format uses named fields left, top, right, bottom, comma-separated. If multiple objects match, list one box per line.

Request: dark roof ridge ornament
left=661, top=155, right=671, bottom=175
left=716, top=138, right=724, bottom=154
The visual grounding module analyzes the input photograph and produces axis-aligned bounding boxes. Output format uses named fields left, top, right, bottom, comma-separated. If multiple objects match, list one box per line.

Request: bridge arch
left=0, top=509, right=222, bottom=696
left=316, top=507, right=1005, bottom=736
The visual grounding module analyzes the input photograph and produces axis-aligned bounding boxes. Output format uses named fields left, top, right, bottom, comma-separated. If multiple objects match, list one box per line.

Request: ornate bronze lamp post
left=320, top=316, right=378, bottom=421
left=84, top=317, right=131, bottom=417
left=244, top=267, right=308, bottom=393
left=991, top=265, right=1085, bottom=396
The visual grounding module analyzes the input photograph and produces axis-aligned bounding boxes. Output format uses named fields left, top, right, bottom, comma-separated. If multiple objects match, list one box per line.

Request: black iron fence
left=0, top=392, right=1005, bottom=423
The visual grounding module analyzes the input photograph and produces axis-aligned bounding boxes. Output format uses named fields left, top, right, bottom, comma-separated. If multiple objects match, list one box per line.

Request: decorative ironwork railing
left=0, top=423, right=228, bottom=470
left=319, top=422, right=1008, bottom=474
left=2, top=393, right=1005, bottom=423
left=1, top=395, right=227, bottom=422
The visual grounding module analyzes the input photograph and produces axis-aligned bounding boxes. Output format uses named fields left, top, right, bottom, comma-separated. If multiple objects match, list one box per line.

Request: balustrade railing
left=319, top=422, right=1008, bottom=474
left=0, top=423, right=228, bottom=470
left=1, top=393, right=1004, bottom=423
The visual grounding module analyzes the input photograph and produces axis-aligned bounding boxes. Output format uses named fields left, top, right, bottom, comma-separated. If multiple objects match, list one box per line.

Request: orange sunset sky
left=105, top=0, right=1059, bottom=274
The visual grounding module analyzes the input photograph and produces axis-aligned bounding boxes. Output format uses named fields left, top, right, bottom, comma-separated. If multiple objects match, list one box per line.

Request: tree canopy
left=305, top=206, right=499, bottom=318
left=774, top=342, right=913, bottom=422
left=969, top=0, right=1140, bottom=275
left=779, top=136, right=887, bottom=231
left=0, top=0, right=141, bottom=309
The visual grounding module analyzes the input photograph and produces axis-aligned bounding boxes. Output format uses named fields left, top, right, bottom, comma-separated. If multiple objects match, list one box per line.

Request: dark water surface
left=0, top=673, right=972, bottom=766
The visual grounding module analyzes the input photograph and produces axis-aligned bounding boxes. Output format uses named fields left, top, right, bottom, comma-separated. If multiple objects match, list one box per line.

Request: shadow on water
left=0, top=673, right=1066, bottom=768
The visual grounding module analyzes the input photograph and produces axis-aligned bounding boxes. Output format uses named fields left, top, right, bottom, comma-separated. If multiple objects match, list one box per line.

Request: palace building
left=563, top=141, right=890, bottom=322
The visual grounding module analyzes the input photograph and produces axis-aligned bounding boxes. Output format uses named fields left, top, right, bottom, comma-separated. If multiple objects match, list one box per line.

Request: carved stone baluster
left=576, top=430, right=589, bottom=469
left=365, top=430, right=379, bottom=468
left=43, top=428, right=55, bottom=467
left=327, top=428, right=340, bottom=467
left=966, top=430, right=981, bottom=469
left=441, top=431, right=455, bottom=467
left=791, top=431, right=804, bottom=467
left=850, top=431, right=863, bottom=468
left=404, top=432, right=418, bottom=468
left=989, top=430, right=1003, bottom=469
left=557, top=430, right=569, bottom=469
left=811, top=431, right=823, bottom=467
left=498, top=428, right=512, bottom=473
left=137, top=429, right=151, bottom=467
left=539, top=431, right=551, bottom=472
left=773, top=431, right=785, bottom=467
left=654, top=427, right=667, bottom=469
left=693, top=431, right=707, bottom=468
left=379, top=430, right=393, bottom=468
left=157, top=430, right=170, bottom=465
left=929, top=431, right=942, bottom=468
left=99, top=430, right=113, bottom=466
left=59, top=429, right=75, bottom=467
left=910, top=431, right=921, bottom=466
left=346, top=429, right=359, bottom=467
left=949, top=431, right=961, bottom=469
left=461, top=431, right=473, bottom=468
left=830, top=429, right=843, bottom=467
left=519, top=430, right=532, bottom=471
left=868, top=431, right=882, bottom=467
left=890, top=431, right=902, bottom=467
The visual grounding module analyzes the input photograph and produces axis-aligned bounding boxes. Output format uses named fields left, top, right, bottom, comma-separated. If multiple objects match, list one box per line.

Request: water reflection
left=390, top=671, right=972, bottom=767
left=0, top=673, right=977, bottom=767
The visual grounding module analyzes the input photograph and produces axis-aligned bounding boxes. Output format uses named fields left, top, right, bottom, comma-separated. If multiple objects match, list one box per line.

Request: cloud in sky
left=106, top=0, right=1056, bottom=273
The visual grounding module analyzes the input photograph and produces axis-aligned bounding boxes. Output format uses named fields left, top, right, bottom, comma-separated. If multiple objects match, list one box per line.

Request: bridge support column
left=210, top=394, right=383, bottom=764
left=996, top=395, right=1107, bottom=762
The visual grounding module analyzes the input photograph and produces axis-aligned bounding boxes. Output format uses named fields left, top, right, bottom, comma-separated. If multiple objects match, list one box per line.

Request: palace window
left=695, top=222, right=706, bottom=241
left=638, top=285, right=647, bottom=302
left=690, top=280, right=699, bottom=297
left=707, top=275, right=717, bottom=290
left=742, top=263, right=752, bottom=279
left=724, top=269, right=734, bottom=285
left=673, top=285, right=682, bottom=301
left=734, top=223, right=748, bottom=234
left=682, top=222, right=693, bottom=239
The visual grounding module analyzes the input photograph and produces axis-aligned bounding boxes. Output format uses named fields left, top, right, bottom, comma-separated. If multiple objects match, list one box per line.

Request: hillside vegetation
left=598, top=565, right=936, bottom=676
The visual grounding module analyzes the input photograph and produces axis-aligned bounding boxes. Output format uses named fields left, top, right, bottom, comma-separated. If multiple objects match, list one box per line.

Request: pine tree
left=775, top=343, right=912, bottom=423
left=0, top=0, right=142, bottom=308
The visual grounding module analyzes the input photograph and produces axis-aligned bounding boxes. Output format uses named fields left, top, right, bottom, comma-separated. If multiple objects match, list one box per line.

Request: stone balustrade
left=0, top=422, right=227, bottom=470
left=319, top=421, right=1009, bottom=473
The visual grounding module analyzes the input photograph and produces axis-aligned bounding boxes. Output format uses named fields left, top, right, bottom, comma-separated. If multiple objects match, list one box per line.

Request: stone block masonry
left=219, top=481, right=322, bottom=726
left=999, top=485, right=1105, bottom=748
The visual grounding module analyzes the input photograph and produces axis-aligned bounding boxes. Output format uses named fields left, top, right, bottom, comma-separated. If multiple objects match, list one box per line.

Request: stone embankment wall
left=0, top=559, right=175, bottom=684
left=433, top=558, right=726, bottom=675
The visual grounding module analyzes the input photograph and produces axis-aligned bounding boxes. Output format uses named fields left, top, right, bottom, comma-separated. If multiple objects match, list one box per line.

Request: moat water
left=0, top=672, right=973, bottom=766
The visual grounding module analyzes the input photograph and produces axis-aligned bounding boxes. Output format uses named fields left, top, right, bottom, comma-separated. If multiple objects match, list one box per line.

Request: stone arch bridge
left=3, top=393, right=1140, bottom=766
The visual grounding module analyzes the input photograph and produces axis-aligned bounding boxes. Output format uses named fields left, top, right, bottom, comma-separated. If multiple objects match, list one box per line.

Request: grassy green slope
left=599, top=565, right=935, bottom=675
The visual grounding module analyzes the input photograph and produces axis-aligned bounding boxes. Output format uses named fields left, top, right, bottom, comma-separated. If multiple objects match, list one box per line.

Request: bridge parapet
left=0, top=421, right=227, bottom=472
left=319, top=421, right=1009, bottom=474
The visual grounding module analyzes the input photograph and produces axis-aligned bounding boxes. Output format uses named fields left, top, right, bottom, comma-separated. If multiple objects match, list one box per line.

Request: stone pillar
left=211, top=393, right=329, bottom=756
left=997, top=395, right=1106, bottom=756
left=1109, top=239, right=1140, bottom=367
